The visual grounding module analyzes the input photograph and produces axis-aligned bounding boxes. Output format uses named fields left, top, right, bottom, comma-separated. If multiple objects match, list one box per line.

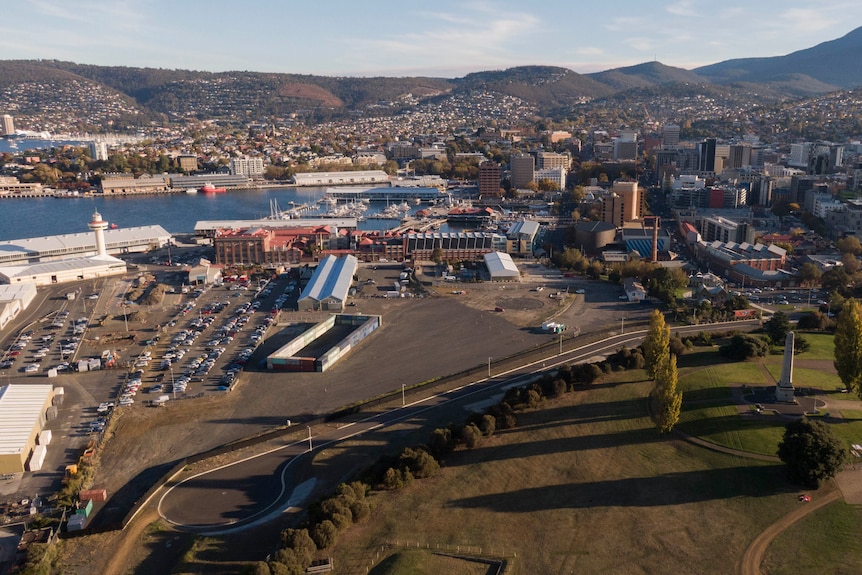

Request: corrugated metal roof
left=0, top=255, right=126, bottom=280
left=0, top=226, right=170, bottom=259
left=0, top=384, right=53, bottom=456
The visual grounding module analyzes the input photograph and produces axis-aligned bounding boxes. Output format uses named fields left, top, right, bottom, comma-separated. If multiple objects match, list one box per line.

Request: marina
left=0, top=186, right=470, bottom=242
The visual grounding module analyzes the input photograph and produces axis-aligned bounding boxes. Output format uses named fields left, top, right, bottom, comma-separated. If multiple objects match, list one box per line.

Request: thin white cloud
left=665, top=0, right=698, bottom=17
left=604, top=17, right=639, bottom=33
left=338, top=2, right=541, bottom=73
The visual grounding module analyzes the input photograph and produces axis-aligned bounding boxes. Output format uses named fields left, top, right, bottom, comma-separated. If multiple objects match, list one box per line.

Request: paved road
left=157, top=321, right=758, bottom=532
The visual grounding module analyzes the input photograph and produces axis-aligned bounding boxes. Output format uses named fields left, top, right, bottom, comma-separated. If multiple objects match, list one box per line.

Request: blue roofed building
left=297, top=254, right=358, bottom=311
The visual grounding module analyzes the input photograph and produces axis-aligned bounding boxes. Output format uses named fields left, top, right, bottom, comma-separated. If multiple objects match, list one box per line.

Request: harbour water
left=0, top=187, right=449, bottom=241
left=0, top=138, right=89, bottom=154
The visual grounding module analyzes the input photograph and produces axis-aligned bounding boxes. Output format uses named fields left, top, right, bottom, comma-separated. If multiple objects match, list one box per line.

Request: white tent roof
left=484, top=251, right=520, bottom=278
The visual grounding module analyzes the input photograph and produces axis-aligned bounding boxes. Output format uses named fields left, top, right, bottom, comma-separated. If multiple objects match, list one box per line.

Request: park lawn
left=793, top=332, right=835, bottom=360
left=676, top=403, right=785, bottom=455
left=327, top=370, right=803, bottom=575
left=678, top=361, right=767, bottom=401
left=762, top=501, right=862, bottom=575
left=763, top=364, right=843, bottom=390
left=824, top=412, right=862, bottom=448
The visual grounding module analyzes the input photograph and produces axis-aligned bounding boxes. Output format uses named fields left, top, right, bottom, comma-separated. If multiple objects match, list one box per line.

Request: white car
left=24, top=364, right=40, bottom=373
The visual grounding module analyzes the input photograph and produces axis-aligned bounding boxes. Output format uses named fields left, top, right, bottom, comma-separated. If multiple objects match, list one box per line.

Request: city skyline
left=2, top=0, right=861, bottom=77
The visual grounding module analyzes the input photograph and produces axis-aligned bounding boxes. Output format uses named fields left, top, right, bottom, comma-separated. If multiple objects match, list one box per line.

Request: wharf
left=390, top=218, right=446, bottom=233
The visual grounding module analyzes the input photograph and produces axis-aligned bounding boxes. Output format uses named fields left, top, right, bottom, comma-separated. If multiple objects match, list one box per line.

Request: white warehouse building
left=484, top=251, right=521, bottom=282
left=298, top=254, right=358, bottom=311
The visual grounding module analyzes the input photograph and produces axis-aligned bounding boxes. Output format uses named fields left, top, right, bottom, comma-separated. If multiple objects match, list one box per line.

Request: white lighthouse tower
left=88, top=210, right=109, bottom=257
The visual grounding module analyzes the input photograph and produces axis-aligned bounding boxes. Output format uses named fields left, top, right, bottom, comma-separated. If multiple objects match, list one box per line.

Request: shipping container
left=53, top=387, right=65, bottom=405
left=77, top=360, right=90, bottom=372
left=75, top=498, right=93, bottom=517
left=79, top=488, right=107, bottom=503
left=38, top=430, right=52, bottom=446
left=67, top=514, right=86, bottom=531
left=27, top=445, right=47, bottom=471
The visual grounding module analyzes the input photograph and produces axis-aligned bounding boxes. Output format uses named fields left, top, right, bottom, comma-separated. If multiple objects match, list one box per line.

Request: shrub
left=398, top=447, right=439, bottom=479
left=311, top=520, right=338, bottom=550
left=319, top=497, right=352, bottom=529
left=719, top=333, right=769, bottom=360
left=272, top=550, right=306, bottom=575
left=524, top=389, right=542, bottom=408
left=381, top=467, right=403, bottom=490
left=428, top=428, right=454, bottom=458
left=669, top=336, right=688, bottom=356
left=480, top=414, right=496, bottom=436
left=243, top=562, right=271, bottom=575
left=349, top=499, right=371, bottom=522
left=280, top=528, right=315, bottom=565
left=460, top=423, right=482, bottom=449
left=496, top=412, right=518, bottom=430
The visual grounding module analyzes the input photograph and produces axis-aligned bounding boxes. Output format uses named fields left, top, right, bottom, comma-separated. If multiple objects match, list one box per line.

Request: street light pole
left=307, top=426, right=313, bottom=452
left=621, top=315, right=624, bottom=334
left=559, top=332, right=563, bottom=355
left=488, top=357, right=491, bottom=378
left=401, top=383, right=405, bottom=407
left=123, top=304, right=128, bottom=332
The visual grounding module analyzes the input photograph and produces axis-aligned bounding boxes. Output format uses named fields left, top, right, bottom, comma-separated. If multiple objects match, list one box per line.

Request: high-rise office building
left=662, top=124, right=680, bottom=147
left=510, top=154, right=535, bottom=189
left=698, top=138, right=717, bottom=173
left=1, top=114, right=14, bottom=136
left=601, top=181, right=642, bottom=227
left=89, top=141, right=108, bottom=161
left=230, top=156, right=265, bottom=177
left=478, top=161, right=502, bottom=197
left=536, top=151, right=570, bottom=171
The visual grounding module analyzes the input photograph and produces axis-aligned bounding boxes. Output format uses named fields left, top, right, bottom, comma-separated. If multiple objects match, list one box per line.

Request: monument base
left=774, top=384, right=796, bottom=403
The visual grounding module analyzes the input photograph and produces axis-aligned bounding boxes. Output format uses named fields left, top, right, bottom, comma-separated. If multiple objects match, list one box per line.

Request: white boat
left=185, top=188, right=198, bottom=194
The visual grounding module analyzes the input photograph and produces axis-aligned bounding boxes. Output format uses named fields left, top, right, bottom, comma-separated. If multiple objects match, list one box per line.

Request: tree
left=653, top=353, right=682, bottom=434
left=643, top=309, right=670, bottom=379
left=764, top=311, right=791, bottom=345
left=719, top=334, right=769, bottom=360
left=430, top=247, right=444, bottom=264
left=798, top=262, right=822, bottom=287
left=647, top=267, right=688, bottom=304
left=777, top=417, right=846, bottom=488
left=834, top=298, right=862, bottom=398
left=836, top=235, right=862, bottom=255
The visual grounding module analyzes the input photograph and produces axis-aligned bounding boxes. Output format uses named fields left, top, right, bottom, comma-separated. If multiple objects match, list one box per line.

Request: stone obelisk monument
left=774, top=331, right=796, bottom=402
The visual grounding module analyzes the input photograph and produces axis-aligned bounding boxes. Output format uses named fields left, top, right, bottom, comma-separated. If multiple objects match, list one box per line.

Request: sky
left=3, top=0, right=862, bottom=77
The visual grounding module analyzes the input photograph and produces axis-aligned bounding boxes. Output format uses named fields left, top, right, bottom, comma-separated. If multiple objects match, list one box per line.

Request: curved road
left=157, top=321, right=758, bottom=532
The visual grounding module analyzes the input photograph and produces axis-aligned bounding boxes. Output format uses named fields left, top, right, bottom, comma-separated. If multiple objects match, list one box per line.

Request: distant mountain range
left=1, top=26, right=861, bottom=125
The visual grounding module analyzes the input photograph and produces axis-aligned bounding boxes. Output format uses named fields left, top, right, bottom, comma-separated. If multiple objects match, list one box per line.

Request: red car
left=799, top=494, right=811, bottom=502
left=8, top=351, right=20, bottom=356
